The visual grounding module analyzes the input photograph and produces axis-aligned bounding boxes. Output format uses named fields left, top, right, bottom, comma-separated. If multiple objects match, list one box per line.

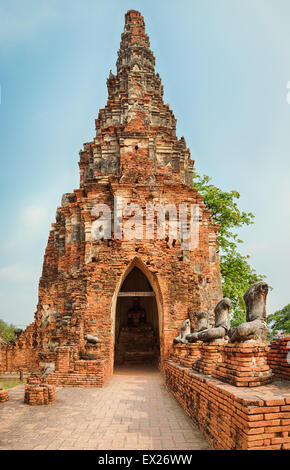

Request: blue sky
left=0, top=0, right=290, bottom=327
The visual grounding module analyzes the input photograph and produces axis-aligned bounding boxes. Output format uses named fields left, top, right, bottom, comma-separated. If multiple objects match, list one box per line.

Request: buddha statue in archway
left=127, top=298, right=146, bottom=327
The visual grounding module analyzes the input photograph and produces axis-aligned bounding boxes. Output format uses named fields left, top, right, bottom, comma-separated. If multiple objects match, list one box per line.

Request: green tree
left=267, top=304, right=290, bottom=340
left=194, top=170, right=266, bottom=327
left=0, top=319, right=15, bottom=343
left=220, top=251, right=264, bottom=327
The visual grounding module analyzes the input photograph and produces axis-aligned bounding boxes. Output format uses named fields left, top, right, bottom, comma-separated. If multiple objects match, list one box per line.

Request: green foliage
left=0, top=319, right=15, bottom=343
left=267, top=304, right=290, bottom=340
left=193, top=170, right=266, bottom=327
left=220, top=251, right=264, bottom=327
left=193, top=171, right=254, bottom=253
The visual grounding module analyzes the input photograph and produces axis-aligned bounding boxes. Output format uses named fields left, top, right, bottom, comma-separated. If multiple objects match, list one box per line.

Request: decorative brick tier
left=165, top=360, right=290, bottom=450
left=192, top=343, right=224, bottom=375
left=182, top=343, right=202, bottom=367
left=0, top=388, right=9, bottom=403
left=24, top=383, right=55, bottom=405
left=171, top=344, right=188, bottom=364
left=171, top=343, right=201, bottom=368
left=214, top=343, right=273, bottom=387
left=268, top=336, right=290, bottom=380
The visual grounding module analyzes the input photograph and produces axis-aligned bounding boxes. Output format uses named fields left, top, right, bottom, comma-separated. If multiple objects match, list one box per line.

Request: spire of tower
left=116, top=10, right=155, bottom=74
left=78, top=11, right=194, bottom=187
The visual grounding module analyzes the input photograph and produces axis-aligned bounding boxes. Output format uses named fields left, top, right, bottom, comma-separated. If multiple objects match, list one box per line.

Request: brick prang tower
left=2, top=10, right=222, bottom=383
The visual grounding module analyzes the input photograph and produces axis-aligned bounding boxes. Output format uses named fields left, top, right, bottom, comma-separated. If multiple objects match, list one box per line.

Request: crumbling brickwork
left=1, top=323, right=39, bottom=373
left=24, top=375, right=55, bottom=406
left=45, top=345, right=110, bottom=387
left=268, top=336, right=290, bottom=380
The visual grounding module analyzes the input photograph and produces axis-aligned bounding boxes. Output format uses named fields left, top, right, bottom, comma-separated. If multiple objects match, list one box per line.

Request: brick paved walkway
left=0, top=366, right=211, bottom=450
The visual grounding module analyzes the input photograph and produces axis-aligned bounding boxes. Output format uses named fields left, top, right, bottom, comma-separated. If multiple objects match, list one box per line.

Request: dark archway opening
left=114, top=267, right=160, bottom=368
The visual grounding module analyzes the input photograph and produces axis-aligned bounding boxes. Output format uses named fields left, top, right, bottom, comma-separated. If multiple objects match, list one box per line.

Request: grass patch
left=0, top=380, right=24, bottom=390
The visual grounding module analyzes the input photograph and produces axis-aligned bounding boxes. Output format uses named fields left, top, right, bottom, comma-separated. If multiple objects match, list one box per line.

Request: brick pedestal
left=171, top=343, right=188, bottom=364
left=268, top=336, right=290, bottom=380
left=192, top=342, right=225, bottom=375
left=0, top=387, right=9, bottom=403
left=214, top=343, right=273, bottom=387
left=24, top=375, right=55, bottom=405
left=178, top=343, right=201, bottom=367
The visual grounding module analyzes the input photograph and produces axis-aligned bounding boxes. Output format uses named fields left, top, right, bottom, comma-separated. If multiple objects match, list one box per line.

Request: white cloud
left=0, top=264, right=38, bottom=283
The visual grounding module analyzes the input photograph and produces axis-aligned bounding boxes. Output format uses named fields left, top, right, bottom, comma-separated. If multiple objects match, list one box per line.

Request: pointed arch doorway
left=113, top=265, right=160, bottom=369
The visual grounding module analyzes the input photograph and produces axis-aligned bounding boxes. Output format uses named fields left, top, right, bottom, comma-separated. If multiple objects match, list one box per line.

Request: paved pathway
left=0, top=366, right=211, bottom=450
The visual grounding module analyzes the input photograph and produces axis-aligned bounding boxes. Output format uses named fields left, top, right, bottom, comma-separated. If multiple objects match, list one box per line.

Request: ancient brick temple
left=1, top=11, right=289, bottom=450
left=0, top=10, right=222, bottom=382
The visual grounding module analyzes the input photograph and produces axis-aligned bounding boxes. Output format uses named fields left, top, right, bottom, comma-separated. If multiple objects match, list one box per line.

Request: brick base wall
left=0, top=388, right=9, bottom=403
left=165, top=360, right=290, bottom=450
left=214, top=343, right=272, bottom=387
left=268, top=336, right=290, bottom=380
left=47, top=359, right=110, bottom=387
left=173, top=342, right=273, bottom=387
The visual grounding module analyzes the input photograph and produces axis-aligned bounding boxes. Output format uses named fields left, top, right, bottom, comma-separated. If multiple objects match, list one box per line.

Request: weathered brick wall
left=3, top=173, right=222, bottom=380
left=45, top=346, right=110, bottom=387
left=0, top=340, right=6, bottom=372
left=165, top=360, right=290, bottom=450
left=268, top=336, right=290, bottom=380
left=172, top=342, right=273, bottom=387
left=46, top=360, right=110, bottom=388
left=2, top=323, right=39, bottom=373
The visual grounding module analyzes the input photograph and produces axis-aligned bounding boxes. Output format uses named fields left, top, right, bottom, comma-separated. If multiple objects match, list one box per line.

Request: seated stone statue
left=198, top=298, right=231, bottom=343
left=186, top=311, right=208, bottom=342
left=127, top=298, right=146, bottom=326
left=228, top=281, right=268, bottom=343
left=173, top=319, right=191, bottom=344
left=114, top=300, right=159, bottom=365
